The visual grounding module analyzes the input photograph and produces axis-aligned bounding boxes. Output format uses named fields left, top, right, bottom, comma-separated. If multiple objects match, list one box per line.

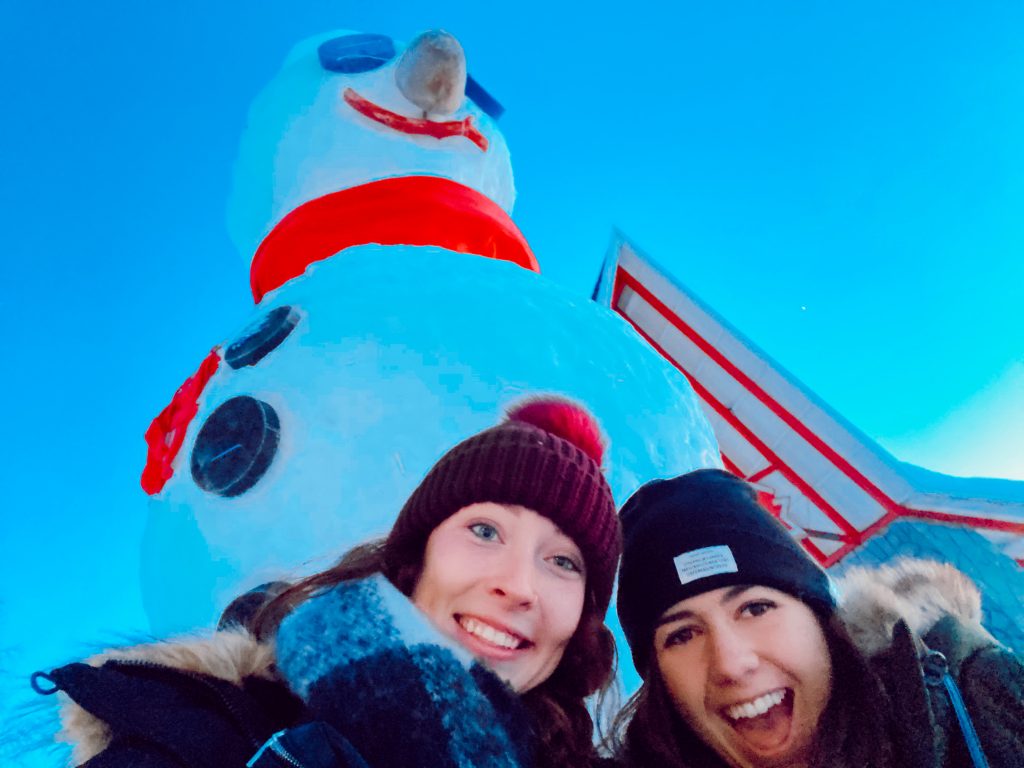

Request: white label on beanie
left=673, top=545, right=738, bottom=585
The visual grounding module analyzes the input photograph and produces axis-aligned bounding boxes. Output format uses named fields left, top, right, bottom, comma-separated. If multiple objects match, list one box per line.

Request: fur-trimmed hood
left=836, top=557, right=985, bottom=658
left=56, top=558, right=987, bottom=764
left=58, top=629, right=277, bottom=764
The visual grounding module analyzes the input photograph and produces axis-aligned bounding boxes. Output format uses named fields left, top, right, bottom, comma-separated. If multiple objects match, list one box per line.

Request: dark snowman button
left=191, top=396, right=280, bottom=497
left=225, top=306, right=299, bottom=369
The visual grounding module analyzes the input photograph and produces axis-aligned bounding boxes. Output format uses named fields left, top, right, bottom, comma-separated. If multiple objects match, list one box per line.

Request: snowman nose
left=395, top=29, right=467, bottom=116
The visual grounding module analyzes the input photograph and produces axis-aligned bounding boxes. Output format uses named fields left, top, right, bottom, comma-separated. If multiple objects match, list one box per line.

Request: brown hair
left=610, top=613, right=896, bottom=768
left=250, top=537, right=617, bottom=768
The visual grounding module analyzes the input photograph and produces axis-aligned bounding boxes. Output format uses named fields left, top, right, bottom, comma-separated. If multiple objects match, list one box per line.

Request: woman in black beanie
left=611, top=469, right=1023, bottom=768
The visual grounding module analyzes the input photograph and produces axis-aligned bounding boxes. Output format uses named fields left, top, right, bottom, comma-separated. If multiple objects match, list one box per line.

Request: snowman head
left=227, top=29, right=515, bottom=261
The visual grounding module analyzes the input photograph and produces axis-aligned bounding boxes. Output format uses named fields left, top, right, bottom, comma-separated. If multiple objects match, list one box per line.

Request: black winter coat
left=39, top=652, right=307, bottom=768
left=611, top=558, right=1023, bottom=768
left=36, top=576, right=534, bottom=768
left=842, top=559, right=1024, bottom=768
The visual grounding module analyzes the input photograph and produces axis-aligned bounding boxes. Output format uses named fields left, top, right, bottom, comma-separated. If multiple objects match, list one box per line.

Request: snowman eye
left=318, top=33, right=396, bottom=74
left=225, top=306, right=300, bottom=369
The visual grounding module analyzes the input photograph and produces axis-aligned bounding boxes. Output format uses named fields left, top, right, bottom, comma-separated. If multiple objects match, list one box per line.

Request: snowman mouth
left=343, top=88, right=489, bottom=151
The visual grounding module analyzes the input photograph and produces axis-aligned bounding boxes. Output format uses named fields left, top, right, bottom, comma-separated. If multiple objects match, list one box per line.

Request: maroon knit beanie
left=385, top=397, right=621, bottom=615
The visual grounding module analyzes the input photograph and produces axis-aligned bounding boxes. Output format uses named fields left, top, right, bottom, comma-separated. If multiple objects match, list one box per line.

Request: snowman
left=140, top=28, right=720, bottom=636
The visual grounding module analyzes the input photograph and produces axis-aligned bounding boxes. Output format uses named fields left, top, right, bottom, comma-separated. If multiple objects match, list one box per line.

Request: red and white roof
left=595, top=232, right=1024, bottom=567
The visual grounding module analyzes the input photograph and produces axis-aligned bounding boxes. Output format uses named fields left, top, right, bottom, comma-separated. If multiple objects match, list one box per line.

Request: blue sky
left=2, top=1, right=1023, bottom=750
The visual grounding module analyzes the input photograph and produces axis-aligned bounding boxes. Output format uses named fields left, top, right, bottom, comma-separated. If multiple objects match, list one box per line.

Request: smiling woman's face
left=411, top=501, right=586, bottom=693
left=653, top=585, right=833, bottom=768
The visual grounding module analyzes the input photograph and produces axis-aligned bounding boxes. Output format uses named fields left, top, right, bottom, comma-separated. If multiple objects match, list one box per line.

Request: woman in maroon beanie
left=256, top=396, right=622, bottom=764
left=40, top=397, right=621, bottom=768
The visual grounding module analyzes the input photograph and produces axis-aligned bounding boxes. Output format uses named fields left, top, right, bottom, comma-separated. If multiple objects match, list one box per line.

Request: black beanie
left=616, top=469, right=836, bottom=677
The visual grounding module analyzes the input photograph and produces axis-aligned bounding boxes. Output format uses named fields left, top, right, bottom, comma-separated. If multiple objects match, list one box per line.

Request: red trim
left=343, top=88, right=488, bottom=151
left=622, top=307, right=861, bottom=542
left=661, top=334, right=859, bottom=537
left=722, top=452, right=835, bottom=565
left=141, top=348, right=221, bottom=495
left=617, top=267, right=905, bottom=520
left=720, top=454, right=743, bottom=476
left=801, top=537, right=833, bottom=564
left=611, top=268, right=628, bottom=310
left=898, top=506, right=1024, bottom=534
left=249, top=176, right=538, bottom=302
left=857, top=509, right=902, bottom=542
left=612, top=265, right=1024, bottom=559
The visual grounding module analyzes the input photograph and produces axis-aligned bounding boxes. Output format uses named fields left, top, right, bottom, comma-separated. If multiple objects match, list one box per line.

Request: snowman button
left=225, top=306, right=300, bottom=369
left=191, top=397, right=280, bottom=497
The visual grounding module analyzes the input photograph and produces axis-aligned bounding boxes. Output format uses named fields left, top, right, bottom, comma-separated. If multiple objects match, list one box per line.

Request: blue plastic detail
left=191, top=396, right=280, bottom=498
left=226, top=306, right=300, bottom=369
left=30, top=671, right=59, bottom=696
left=318, top=34, right=396, bottom=74
left=465, top=75, right=504, bottom=120
left=942, top=673, right=992, bottom=768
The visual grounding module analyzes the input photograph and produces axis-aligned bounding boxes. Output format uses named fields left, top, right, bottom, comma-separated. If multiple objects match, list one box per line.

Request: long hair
left=250, top=537, right=617, bottom=768
left=610, top=612, right=896, bottom=768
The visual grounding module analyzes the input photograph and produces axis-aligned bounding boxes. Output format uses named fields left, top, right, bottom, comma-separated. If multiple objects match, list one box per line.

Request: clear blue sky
left=2, top=1, right=1022, bottom=747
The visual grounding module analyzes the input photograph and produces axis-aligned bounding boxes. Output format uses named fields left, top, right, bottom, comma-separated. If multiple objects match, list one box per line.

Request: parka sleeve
left=36, top=660, right=303, bottom=768
left=77, top=739, right=184, bottom=768
left=959, top=644, right=1024, bottom=768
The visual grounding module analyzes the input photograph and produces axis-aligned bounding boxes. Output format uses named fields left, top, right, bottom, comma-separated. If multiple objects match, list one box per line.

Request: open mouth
left=721, top=688, right=794, bottom=753
left=455, top=614, right=532, bottom=652
left=343, top=88, right=489, bottom=151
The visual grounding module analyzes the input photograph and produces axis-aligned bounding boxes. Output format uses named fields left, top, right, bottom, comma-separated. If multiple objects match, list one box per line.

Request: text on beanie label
left=673, top=545, right=738, bottom=586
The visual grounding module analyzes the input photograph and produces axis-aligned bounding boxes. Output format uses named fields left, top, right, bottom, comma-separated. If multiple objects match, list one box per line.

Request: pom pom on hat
left=506, top=398, right=605, bottom=466
left=385, top=396, right=620, bottom=616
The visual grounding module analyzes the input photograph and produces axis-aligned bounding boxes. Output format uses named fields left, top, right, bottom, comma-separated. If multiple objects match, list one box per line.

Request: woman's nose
left=706, top=626, right=760, bottom=683
left=489, top=553, right=538, bottom=609
left=395, top=29, right=467, bottom=116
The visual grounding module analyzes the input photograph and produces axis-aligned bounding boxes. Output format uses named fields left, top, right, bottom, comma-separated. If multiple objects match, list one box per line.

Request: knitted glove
left=274, top=575, right=531, bottom=768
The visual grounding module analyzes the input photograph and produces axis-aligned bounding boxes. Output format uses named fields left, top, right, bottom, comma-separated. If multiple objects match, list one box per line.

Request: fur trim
left=59, top=628, right=275, bottom=764
left=836, top=557, right=983, bottom=657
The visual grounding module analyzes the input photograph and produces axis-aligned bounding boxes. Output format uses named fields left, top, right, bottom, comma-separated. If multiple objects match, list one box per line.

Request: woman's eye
left=468, top=522, right=500, bottom=542
left=741, top=600, right=777, bottom=618
left=663, top=626, right=696, bottom=648
left=551, top=554, right=583, bottom=574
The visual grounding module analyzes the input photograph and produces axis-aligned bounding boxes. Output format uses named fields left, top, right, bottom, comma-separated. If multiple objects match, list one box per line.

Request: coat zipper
left=111, top=659, right=266, bottom=750
left=247, top=730, right=304, bottom=768
left=921, top=649, right=991, bottom=768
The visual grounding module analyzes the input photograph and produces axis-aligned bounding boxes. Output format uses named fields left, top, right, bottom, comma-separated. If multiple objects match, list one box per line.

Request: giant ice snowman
left=140, top=29, right=720, bottom=636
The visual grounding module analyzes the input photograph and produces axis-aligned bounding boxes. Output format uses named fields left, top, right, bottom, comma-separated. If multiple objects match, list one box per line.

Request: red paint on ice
left=141, top=349, right=221, bottom=495
left=344, top=88, right=489, bottom=151
left=249, top=176, right=538, bottom=302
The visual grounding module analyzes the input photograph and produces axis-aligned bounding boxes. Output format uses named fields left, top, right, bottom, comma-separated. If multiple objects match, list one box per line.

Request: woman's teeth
left=459, top=616, right=522, bottom=650
left=726, top=689, right=787, bottom=721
